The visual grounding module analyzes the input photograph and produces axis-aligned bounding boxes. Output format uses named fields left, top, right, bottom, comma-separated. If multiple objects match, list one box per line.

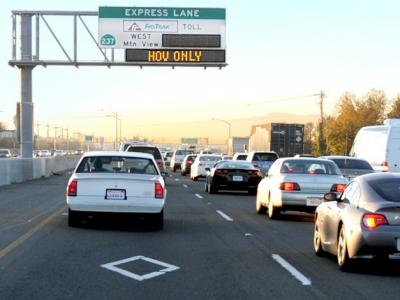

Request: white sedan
left=256, top=158, right=348, bottom=219
left=66, top=151, right=166, bottom=229
left=190, top=154, right=223, bottom=181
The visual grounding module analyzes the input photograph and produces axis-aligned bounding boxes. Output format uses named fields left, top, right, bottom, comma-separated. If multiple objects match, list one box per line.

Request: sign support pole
left=20, top=13, right=34, bottom=158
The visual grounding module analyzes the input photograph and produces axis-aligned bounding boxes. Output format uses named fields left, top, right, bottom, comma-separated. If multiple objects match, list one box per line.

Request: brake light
left=155, top=182, right=164, bottom=199
left=362, top=213, right=388, bottom=229
left=279, top=182, right=300, bottom=191
left=67, top=180, right=77, bottom=196
left=382, top=161, right=388, bottom=172
left=330, top=184, right=346, bottom=193
left=216, top=169, right=229, bottom=175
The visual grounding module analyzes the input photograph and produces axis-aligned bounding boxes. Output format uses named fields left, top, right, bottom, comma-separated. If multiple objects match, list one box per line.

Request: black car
left=205, top=161, right=263, bottom=194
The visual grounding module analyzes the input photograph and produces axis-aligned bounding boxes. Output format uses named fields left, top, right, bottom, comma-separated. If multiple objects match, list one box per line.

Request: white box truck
left=349, top=119, right=400, bottom=172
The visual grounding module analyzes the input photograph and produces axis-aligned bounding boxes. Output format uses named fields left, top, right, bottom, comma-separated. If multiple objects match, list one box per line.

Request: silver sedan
left=314, top=173, right=400, bottom=271
left=256, top=158, right=348, bottom=219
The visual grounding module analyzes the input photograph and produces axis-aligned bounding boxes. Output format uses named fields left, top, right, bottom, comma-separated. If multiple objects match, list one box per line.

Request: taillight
left=279, top=182, right=300, bottom=191
left=199, top=163, right=203, bottom=167
left=362, top=213, right=388, bottom=229
left=331, top=184, right=346, bottom=193
left=67, top=180, right=77, bottom=196
left=215, top=169, right=229, bottom=175
left=382, top=161, right=388, bottom=172
left=253, top=164, right=260, bottom=169
left=155, top=182, right=164, bottom=199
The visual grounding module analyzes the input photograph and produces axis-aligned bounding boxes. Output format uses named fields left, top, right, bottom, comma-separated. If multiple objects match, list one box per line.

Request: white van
left=349, top=119, right=400, bottom=172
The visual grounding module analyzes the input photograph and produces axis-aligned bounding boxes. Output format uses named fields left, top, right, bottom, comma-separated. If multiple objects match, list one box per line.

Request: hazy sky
left=2, top=0, right=400, bottom=142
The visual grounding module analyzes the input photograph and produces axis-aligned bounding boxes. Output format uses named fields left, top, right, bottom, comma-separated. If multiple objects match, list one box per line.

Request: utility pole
left=315, top=90, right=326, bottom=155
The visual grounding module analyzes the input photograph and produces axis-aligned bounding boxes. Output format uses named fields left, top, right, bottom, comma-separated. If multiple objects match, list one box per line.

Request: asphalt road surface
left=1, top=171, right=400, bottom=300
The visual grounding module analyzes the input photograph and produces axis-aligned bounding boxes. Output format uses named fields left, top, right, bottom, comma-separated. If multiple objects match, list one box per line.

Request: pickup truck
left=246, top=151, right=279, bottom=175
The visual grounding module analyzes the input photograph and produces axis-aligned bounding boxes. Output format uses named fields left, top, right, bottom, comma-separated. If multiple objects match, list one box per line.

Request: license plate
left=306, top=197, right=323, bottom=206
left=233, top=176, right=243, bottom=182
left=105, top=189, right=126, bottom=200
left=397, top=238, right=400, bottom=251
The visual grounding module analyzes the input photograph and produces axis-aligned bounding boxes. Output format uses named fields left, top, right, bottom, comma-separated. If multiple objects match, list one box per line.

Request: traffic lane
left=0, top=175, right=319, bottom=300
left=0, top=173, right=69, bottom=252
left=184, top=178, right=400, bottom=299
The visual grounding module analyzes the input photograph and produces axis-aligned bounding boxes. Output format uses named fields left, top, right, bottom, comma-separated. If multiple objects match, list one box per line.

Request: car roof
left=321, top=155, right=367, bottom=160
left=82, top=151, right=154, bottom=159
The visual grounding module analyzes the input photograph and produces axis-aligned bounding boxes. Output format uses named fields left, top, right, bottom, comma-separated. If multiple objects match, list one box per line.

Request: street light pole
left=212, top=118, right=231, bottom=153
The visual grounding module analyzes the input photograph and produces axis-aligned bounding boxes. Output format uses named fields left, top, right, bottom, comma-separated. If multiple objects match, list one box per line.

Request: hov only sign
left=98, top=7, right=226, bottom=49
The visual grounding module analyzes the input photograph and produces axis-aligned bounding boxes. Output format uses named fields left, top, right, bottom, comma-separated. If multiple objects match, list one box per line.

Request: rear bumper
left=273, top=191, right=329, bottom=212
left=67, top=196, right=165, bottom=213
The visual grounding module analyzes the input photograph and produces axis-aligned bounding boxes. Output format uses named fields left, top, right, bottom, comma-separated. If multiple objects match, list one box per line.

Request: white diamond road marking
left=101, top=255, right=180, bottom=281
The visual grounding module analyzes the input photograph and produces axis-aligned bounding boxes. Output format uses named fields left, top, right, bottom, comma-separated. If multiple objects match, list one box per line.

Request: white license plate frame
left=232, top=175, right=243, bottom=182
left=306, top=197, right=323, bottom=206
left=105, top=189, right=126, bottom=200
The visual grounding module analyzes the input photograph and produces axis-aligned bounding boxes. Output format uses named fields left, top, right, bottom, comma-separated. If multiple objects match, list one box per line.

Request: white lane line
left=195, top=193, right=203, bottom=199
left=183, top=184, right=188, bottom=188
left=174, top=178, right=180, bottom=182
left=216, top=210, right=234, bottom=222
left=272, top=254, right=311, bottom=286
left=245, top=233, right=253, bottom=237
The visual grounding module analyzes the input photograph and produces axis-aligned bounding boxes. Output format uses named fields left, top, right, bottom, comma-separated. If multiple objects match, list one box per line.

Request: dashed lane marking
left=183, top=184, right=188, bottom=188
left=216, top=210, right=234, bottom=222
left=272, top=254, right=312, bottom=286
left=195, top=193, right=203, bottom=199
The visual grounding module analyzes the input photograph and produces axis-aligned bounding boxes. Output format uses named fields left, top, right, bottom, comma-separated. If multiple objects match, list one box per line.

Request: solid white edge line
left=272, top=254, right=311, bottom=286
left=216, top=210, right=234, bottom=222
left=195, top=193, right=203, bottom=199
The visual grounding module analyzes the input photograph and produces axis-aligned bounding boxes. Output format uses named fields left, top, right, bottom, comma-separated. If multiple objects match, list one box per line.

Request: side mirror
left=323, top=192, right=338, bottom=202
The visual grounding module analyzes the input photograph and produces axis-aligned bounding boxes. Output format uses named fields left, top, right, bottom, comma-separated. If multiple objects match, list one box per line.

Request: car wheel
left=153, top=210, right=164, bottom=230
left=173, top=166, right=177, bottom=172
left=193, top=176, right=198, bottom=181
left=256, top=196, right=267, bottom=214
left=205, top=182, right=209, bottom=192
left=268, top=195, right=280, bottom=219
left=337, top=225, right=351, bottom=271
left=68, top=209, right=80, bottom=227
left=209, top=183, right=218, bottom=194
left=314, top=220, right=325, bottom=256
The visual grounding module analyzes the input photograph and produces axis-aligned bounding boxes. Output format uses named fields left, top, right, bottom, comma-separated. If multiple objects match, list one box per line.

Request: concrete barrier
left=0, top=156, right=81, bottom=186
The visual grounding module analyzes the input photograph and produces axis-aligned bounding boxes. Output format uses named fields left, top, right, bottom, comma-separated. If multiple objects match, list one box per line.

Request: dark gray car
left=321, top=156, right=374, bottom=180
left=314, top=172, right=400, bottom=271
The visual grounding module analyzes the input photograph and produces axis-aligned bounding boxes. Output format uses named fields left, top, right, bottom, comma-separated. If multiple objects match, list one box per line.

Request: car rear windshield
left=369, top=178, right=400, bottom=202
left=176, top=150, right=194, bottom=155
left=236, top=154, right=247, bottom=160
left=217, top=161, right=254, bottom=169
left=331, top=158, right=373, bottom=170
left=76, top=156, right=158, bottom=175
left=126, top=146, right=162, bottom=159
left=252, top=153, right=278, bottom=162
left=281, top=160, right=341, bottom=175
left=0, top=150, right=9, bottom=154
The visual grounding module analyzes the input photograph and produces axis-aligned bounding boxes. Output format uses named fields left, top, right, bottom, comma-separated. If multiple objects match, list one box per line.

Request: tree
left=387, top=94, right=400, bottom=118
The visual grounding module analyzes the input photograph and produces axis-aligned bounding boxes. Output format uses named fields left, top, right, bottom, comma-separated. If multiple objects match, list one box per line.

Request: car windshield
left=176, top=150, right=194, bottom=155
left=331, top=158, right=373, bottom=170
left=236, top=155, right=247, bottom=160
left=0, top=150, right=9, bottom=154
left=252, top=153, right=278, bottom=161
left=217, top=161, right=254, bottom=169
left=200, top=156, right=222, bottom=162
left=369, top=178, right=400, bottom=202
left=76, top=156, right=158, bottom=175
left=281, top=160, right=341, bottom=175
left=126, top=146, right=162, bottom=159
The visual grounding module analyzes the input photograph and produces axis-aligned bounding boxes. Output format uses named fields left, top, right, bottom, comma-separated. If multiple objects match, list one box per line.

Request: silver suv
left=170, top=149, right=195, bottom=172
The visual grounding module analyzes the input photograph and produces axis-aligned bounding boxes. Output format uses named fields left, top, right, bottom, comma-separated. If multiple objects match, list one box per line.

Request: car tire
left=248, top=188, right=257, bottom=195
left=153, top=210, right=164, bottom=230
left=209, top=183, right=217, bottom=194
left=314, top=220, right=325, bottom=256
left=205, top=183, right=209, bottom=192
left=337, top=225, right=351, bottom=271
left=193, top=176, right=198, bottom=181
left=173, top=166, right=177, bottom=172
left=68, top=209, right=80, bottom=227
left=268, top=195, right=280, bottom=219
left=256, top=197, right=266, bottom=214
